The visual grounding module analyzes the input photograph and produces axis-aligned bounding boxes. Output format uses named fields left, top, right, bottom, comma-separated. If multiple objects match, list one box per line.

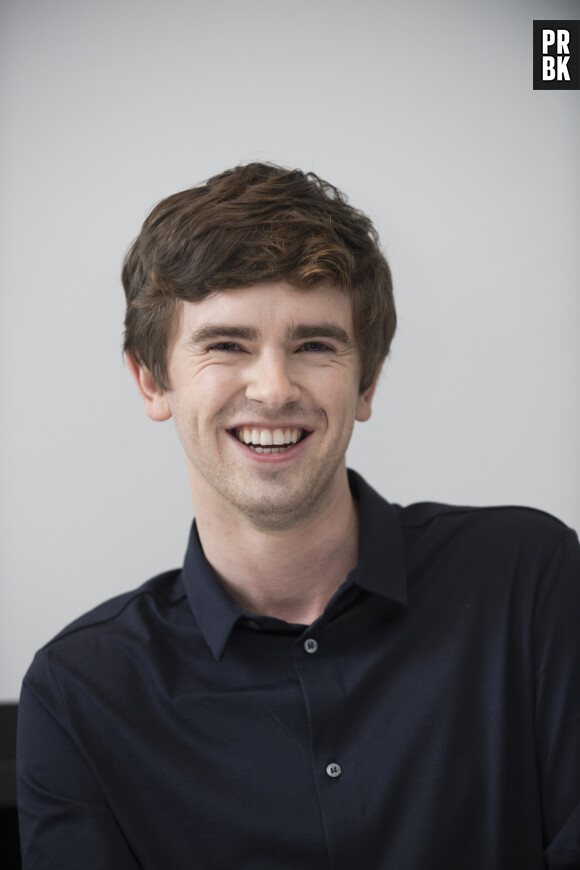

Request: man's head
left=122, top=162, right=396, bottom=394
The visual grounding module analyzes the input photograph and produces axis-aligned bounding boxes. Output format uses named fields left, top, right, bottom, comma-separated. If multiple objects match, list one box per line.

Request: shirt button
left=304, top=638, right=318, bottom=654
left=326, top=763, right=342, bottom=779
left=246, top=620, right=260, bottom=630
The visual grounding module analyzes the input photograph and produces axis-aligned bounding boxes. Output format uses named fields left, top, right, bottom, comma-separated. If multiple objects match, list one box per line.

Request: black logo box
left=533, top=20, right=579, bottom=90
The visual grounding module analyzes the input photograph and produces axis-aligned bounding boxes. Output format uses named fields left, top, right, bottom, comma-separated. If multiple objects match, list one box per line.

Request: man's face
left=138, top=282, right=379, bottom=531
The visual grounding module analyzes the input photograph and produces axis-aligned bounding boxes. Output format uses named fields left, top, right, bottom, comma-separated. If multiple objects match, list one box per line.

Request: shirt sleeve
left=17, top=652, right=141, bottom=870
left=533, top=528, right=580, bottom=868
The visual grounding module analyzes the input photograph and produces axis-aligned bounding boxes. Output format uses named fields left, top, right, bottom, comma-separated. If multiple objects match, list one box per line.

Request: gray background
left=1, top=0, right=579, bottom=700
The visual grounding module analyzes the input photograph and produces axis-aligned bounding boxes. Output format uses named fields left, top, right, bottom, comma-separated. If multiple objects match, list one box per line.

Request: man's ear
left=355, top=362, right=384, bottom=423
left=126, top=353, right=172, bottom=422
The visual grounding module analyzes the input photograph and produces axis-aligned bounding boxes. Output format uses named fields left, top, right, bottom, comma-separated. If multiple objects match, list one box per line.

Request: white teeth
left=235, top=427, right=303, bottom=447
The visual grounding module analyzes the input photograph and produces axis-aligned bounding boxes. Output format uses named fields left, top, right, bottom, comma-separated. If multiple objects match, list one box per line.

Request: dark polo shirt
left=17, top=471, right=580, bottom=868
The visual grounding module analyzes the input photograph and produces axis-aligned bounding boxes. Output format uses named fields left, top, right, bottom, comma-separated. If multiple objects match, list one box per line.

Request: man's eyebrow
left=288, top=323, right=354, bottom=348
left=186, top=322, right=354, bottom=348
left=187, top=325, right=260, bottom=345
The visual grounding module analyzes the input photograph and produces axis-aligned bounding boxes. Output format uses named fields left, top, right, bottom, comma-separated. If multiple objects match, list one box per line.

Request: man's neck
left=191, top=472, right=359, bottom=625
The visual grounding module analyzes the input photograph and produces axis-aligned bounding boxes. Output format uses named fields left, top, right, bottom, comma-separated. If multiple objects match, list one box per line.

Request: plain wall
left=1, top=0, right=579, bottom=700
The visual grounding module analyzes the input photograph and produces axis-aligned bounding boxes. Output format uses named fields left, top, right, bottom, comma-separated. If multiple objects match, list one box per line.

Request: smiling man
left=17, top=164, right=580, bottom=868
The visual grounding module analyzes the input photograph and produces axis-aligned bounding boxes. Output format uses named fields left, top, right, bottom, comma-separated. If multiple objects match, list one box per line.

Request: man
left=17, top=163, right=580, bottom=868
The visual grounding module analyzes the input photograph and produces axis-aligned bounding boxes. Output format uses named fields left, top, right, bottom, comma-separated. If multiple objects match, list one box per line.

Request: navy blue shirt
left=17, top=472, right=580, bottom=868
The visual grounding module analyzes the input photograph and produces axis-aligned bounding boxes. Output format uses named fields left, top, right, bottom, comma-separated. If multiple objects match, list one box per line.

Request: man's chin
left=233, top=497, right=311, bottom=533
left=197, top=460, right=346, bottom=530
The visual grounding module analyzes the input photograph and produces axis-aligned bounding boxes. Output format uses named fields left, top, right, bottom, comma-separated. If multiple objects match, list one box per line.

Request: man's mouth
left=231, top=427, right=308, bottom=454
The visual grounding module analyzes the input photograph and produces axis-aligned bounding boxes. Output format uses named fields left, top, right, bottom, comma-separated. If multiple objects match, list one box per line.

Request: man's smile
left=230, top=426, right=310, bottom=454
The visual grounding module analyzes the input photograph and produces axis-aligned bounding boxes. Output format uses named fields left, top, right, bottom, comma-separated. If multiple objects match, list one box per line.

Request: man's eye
left=209, top=342, right=242, bottom=352
left=300, top=341, right=331, bottom=353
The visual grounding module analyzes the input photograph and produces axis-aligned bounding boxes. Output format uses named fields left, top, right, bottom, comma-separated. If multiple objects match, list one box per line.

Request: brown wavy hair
left=122, top=162, right=396, bottom=392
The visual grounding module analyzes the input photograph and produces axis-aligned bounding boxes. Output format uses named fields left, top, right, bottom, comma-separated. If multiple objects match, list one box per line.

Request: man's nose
left=245, top=352, right=301, bottom=409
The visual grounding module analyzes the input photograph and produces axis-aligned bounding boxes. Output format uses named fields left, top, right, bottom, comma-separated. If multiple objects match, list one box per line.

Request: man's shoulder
left=355, top=470, right=573, bottom=548
left=399, top=499, right=569, bottom=536
left=21, top=568, right=191, bottom=736
left=395, top=498, right=575, bottom=569
left=38, top=568, right=186, bottom=656
left=356, top=470, right=576, bottom=574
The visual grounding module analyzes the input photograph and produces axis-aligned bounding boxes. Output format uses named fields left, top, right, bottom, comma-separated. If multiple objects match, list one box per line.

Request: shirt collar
left=346, top=469, right=408, bottom=605
left=181, top=469, right=408, bottom=660
left=181, top=523, right=243, bottom=661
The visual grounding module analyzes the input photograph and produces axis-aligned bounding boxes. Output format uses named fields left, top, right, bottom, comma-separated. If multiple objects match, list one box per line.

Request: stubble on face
left=173, top=399, right=357, bottom=533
